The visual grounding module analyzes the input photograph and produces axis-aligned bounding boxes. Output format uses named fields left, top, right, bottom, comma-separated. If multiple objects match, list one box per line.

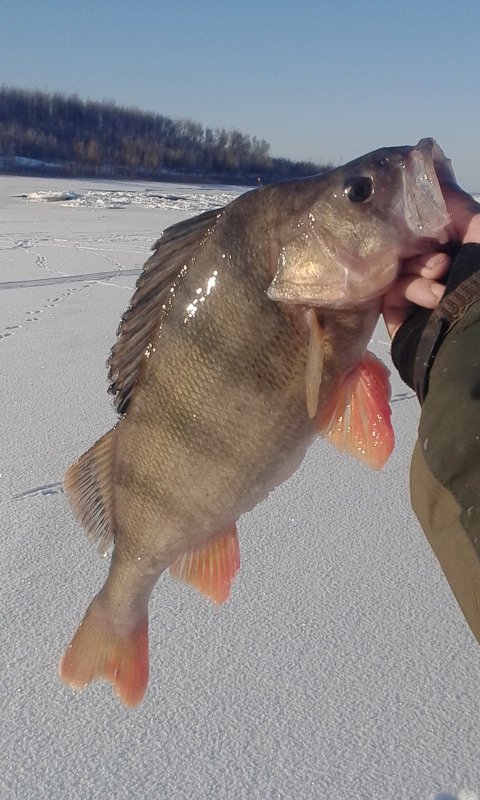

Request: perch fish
left=60, top=138, right=454, bottom=706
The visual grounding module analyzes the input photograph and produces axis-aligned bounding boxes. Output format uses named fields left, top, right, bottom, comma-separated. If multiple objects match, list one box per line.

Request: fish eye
left=343, top=177, right=374, bottom=203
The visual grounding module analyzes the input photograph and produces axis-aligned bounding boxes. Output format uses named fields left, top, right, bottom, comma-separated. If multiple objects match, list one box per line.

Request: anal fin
left=316, top=351, right=394, bottom=469
left=169, top=523, right=240, bottom=604
left=64, top=429, right=116, bottom=554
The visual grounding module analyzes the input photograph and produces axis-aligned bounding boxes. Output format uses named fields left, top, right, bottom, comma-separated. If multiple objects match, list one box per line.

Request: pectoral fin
left=305, top=309, right=325, bottom=419
left=169, top=523, right=240, bottom=604
left=316, top=351, right=394, bottom=469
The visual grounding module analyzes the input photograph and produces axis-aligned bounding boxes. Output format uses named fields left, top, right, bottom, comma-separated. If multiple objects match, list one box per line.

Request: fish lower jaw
left=267, top=280, right=346, bottom=306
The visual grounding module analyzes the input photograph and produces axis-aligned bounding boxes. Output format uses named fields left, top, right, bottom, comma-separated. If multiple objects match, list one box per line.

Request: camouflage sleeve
left=410, top=296, right=480, bottom=644
left=394, top=244, right=480, bottom=644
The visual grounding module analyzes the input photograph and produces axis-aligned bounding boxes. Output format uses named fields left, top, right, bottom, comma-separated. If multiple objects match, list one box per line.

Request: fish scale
left=113, top=227, right=313, bottom=542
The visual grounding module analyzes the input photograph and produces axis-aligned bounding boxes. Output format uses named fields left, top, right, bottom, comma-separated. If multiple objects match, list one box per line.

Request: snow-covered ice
left=1, top=175, right=479, bottom=800
left=21, top=184, right=244, bottom=212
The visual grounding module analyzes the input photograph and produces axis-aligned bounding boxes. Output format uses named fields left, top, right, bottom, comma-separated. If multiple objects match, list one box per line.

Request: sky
left=1, top=0, right=480, bottom=188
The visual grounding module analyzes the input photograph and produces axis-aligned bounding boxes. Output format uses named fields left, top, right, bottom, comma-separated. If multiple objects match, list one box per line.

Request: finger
left=401, top=251, right=451, bottom=279
left=404, top=275, right=446, bottom=307
left=440, top=181, right=480, bottom=239
left=382, top=276, right=445, bottom=340
left=386, top=274, right=445, bottom=310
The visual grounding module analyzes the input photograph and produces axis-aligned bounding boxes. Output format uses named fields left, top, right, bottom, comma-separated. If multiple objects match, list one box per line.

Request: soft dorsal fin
left=316, top=351, right=394, bottom=469
left=169, top=523, right=240, bottom=604
left=108, top=207, right=222, bottom=414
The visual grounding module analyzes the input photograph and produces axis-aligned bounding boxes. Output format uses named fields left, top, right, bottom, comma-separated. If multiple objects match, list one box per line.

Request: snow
left=21, top=184, right=244, bottom=212
left=1, top=175, right=479, bottom=800
left=0, top=156, right=62, bottom=169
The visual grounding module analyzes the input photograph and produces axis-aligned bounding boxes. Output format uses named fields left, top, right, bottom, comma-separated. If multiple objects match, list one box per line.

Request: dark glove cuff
left=390, top=306, right=431, bottom=390
left=391, top=243, right=480, bottom=400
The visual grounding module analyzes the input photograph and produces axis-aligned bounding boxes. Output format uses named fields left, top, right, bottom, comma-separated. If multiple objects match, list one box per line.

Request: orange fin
left=59, top=601, right=149, bottom=708
left=305, top=309, right=325, bottom=419
left=317, top=351, right=394, bottom=469
left=169, top=523, right=240, bottom=604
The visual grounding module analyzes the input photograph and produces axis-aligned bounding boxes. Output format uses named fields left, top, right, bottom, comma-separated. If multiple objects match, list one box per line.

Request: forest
left=0, top=87, right=327, bottom=184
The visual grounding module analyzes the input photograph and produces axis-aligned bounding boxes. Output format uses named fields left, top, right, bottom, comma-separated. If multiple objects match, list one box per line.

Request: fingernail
left=428, top=253, right=449, bottom=270
left=431, top=283, right=446, bottom=301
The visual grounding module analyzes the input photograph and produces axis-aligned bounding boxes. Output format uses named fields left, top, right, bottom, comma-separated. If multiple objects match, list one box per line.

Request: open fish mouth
left=267, top=138, right=454, bottom=310
left=399, top=138, right=454, bottom=246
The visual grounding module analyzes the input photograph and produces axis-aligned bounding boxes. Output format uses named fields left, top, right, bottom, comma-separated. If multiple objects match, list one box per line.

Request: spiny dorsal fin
left=108, top=207, right=222, bottom=414
left=169, top=523, right=240, bottom=604
left=63, top=429, right=116, bottom=554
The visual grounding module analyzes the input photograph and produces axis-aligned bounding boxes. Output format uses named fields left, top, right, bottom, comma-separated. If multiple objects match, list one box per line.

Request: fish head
left=267, top=138, right=455, bottom=308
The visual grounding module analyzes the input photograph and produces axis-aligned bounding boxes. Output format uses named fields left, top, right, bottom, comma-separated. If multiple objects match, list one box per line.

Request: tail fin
left=59, top=599, right=149, bottom=708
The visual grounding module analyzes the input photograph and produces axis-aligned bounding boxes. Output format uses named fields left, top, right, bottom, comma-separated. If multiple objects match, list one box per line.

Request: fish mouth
left=267, top=138, right=454, bottom=310
left=340, top=139, right=454, bottom=306
left=399, top=138, right=454, bottom=249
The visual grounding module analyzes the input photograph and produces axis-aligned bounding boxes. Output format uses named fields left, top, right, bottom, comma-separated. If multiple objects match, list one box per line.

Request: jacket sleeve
left=391, top=244, right=480, bottom=644
left=391, top=244, right=480, bottom=398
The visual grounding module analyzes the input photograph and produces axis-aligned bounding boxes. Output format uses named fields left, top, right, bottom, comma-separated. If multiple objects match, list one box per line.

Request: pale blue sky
left=1, top=0, right=479, bottom=187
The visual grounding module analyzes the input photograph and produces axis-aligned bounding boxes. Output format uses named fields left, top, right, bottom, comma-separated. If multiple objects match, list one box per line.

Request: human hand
left=441, top=181, right=480, bottom=243
left=382, top=183, right=480, bottom=339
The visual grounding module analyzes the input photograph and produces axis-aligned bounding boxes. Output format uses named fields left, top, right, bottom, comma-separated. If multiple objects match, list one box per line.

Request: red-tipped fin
left=59, top=601, right=149, bottom=708
left=317, top=351, right=394, bottom=469
left=169, top=523, right=240, bottom=604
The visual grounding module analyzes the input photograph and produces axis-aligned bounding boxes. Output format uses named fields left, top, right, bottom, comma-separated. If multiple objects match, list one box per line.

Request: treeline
left=0, top=87, right=327, bottom=184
